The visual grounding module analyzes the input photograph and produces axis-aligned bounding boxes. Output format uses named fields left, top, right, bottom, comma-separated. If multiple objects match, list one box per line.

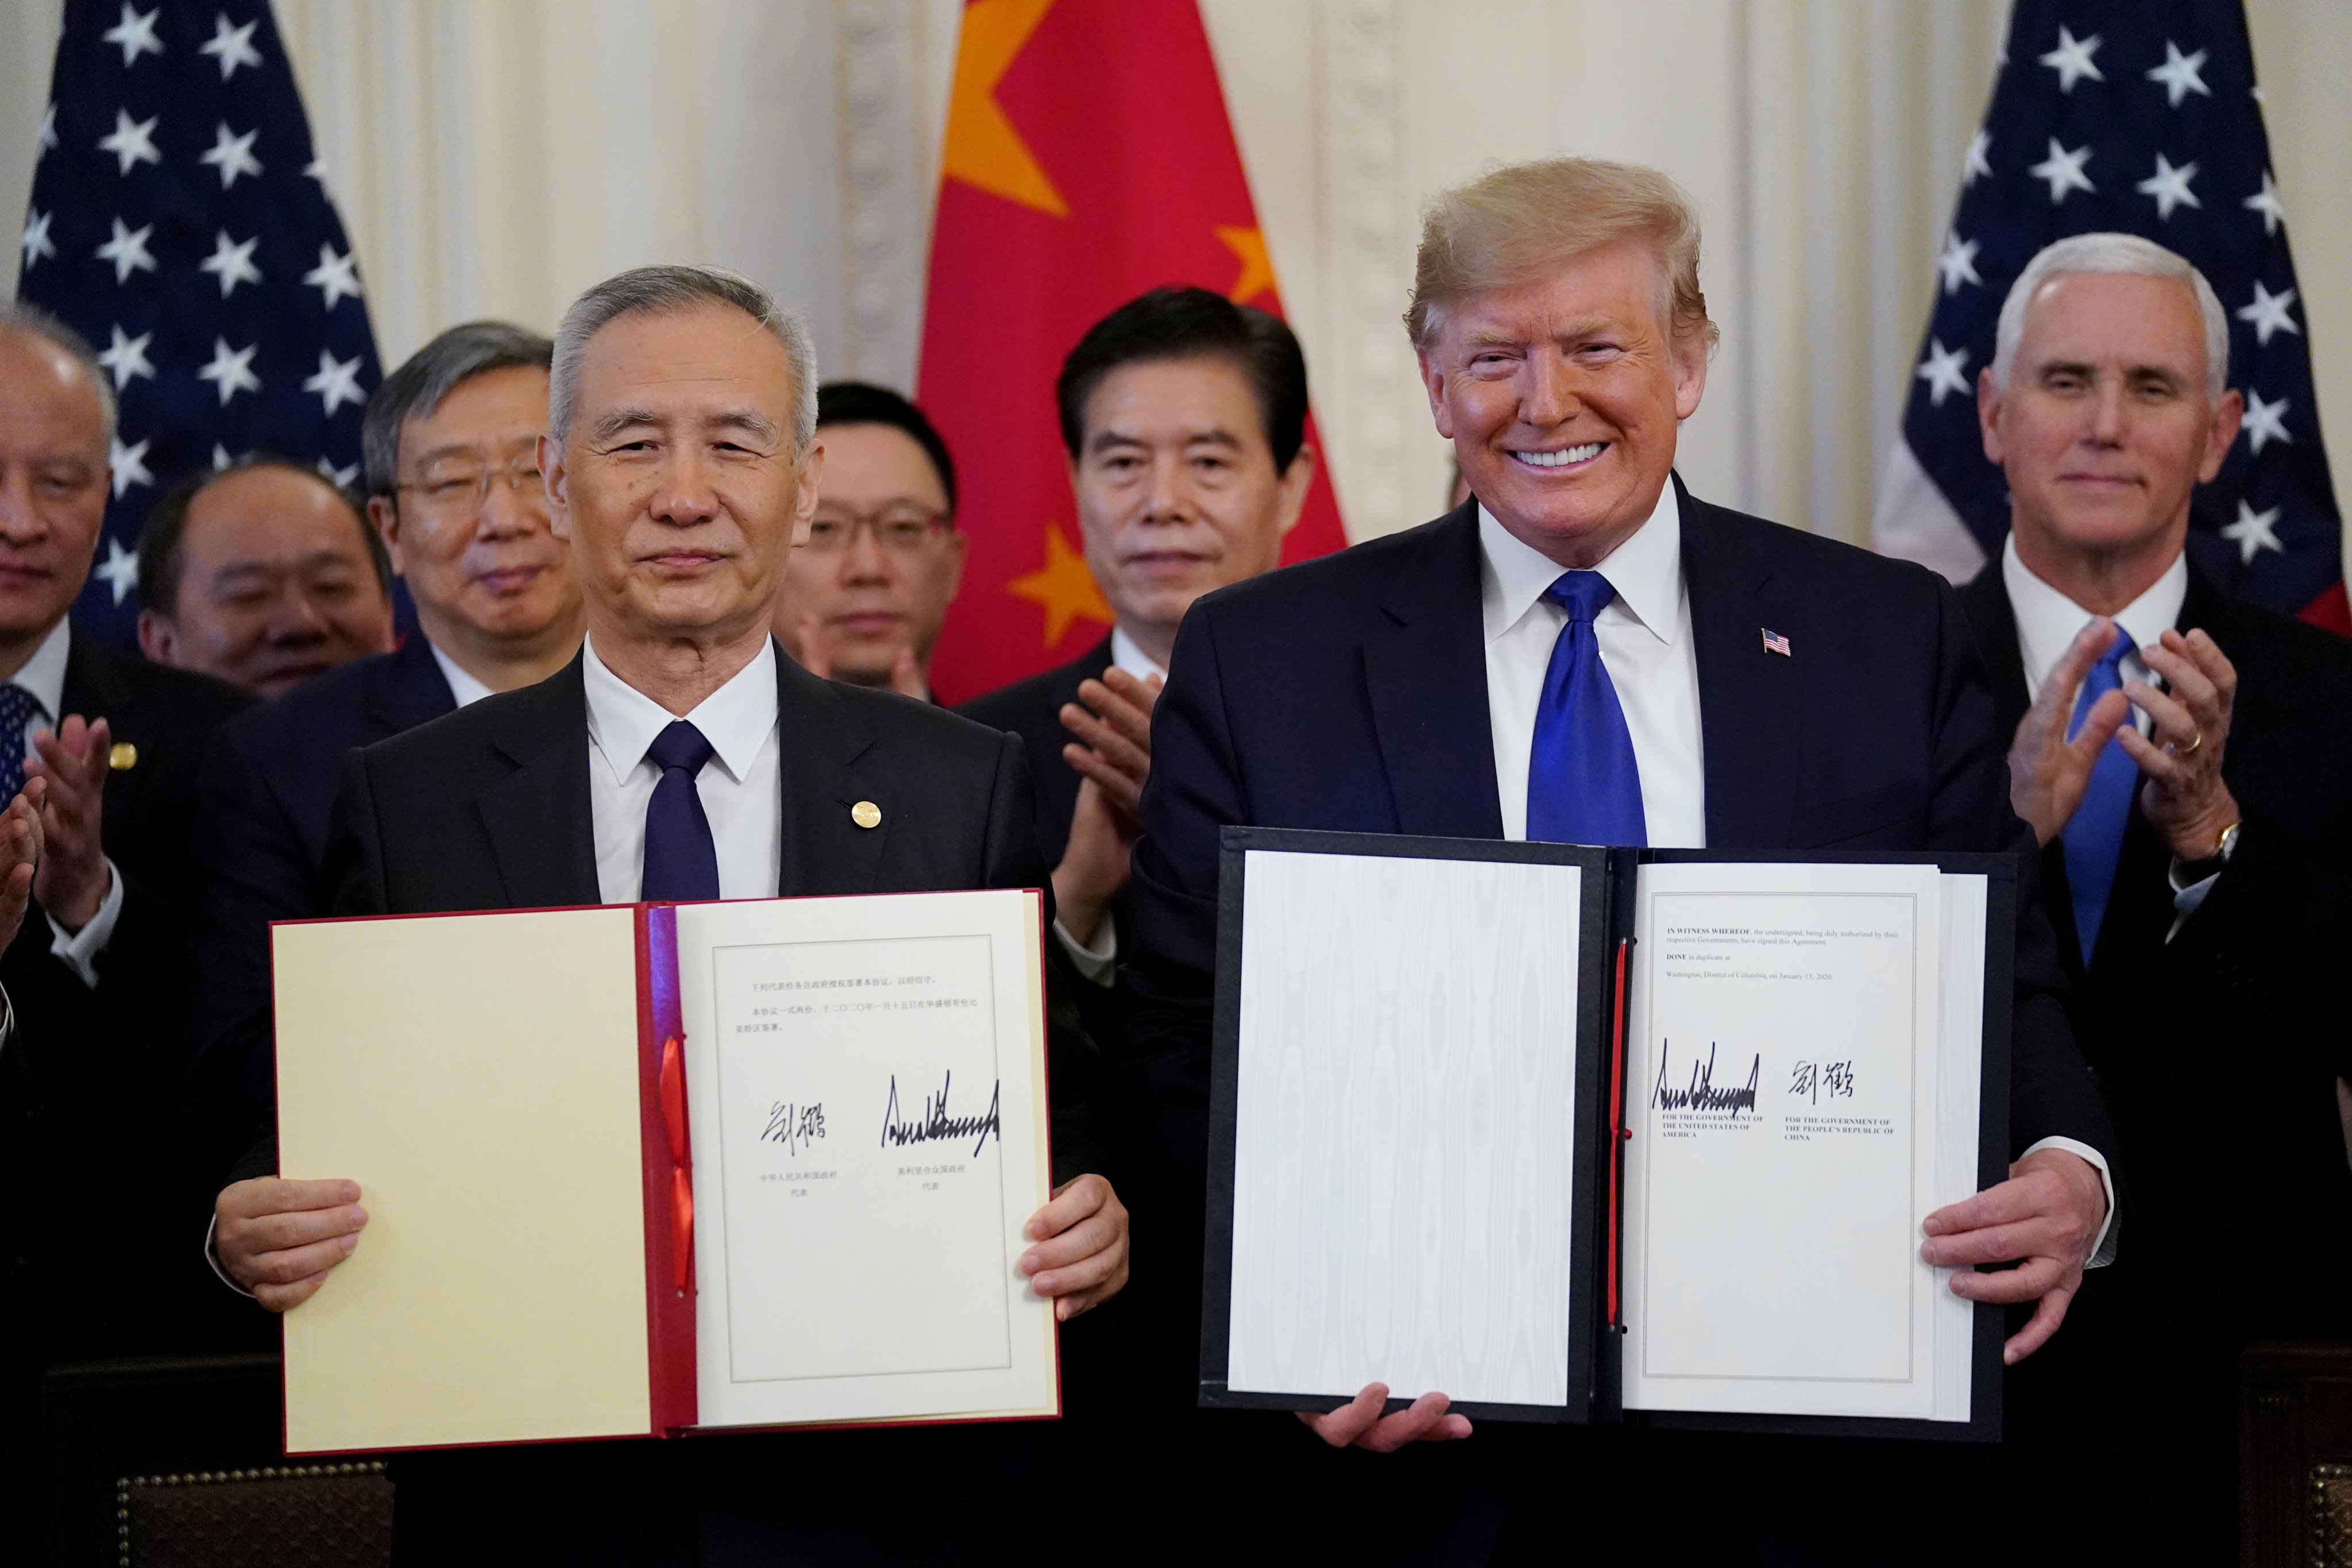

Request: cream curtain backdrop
left=5, top=0, right=2348, bottom=563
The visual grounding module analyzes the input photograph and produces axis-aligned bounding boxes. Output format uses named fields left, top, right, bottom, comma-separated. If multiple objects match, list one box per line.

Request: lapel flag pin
left=1761, top=628, right=1792, bottom=658
left=850, top=800, right=882, bottom=830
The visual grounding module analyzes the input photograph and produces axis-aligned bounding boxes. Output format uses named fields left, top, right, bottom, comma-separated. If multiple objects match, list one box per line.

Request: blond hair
left=1405, top=158, right=1717, bottom=356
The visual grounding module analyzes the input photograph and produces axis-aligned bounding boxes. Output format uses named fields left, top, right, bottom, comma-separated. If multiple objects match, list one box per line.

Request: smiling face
left=545, top=303, right=818, bottom=654
left=1068, top=355, right=1311, bottom=654
left=1980, top=270, right=2241, bottom=582
left=377, top=364, right=578, bottom=653
left=1419, top=239, right=1707, bottom=568
left=0, top=328, right=109, bottom=656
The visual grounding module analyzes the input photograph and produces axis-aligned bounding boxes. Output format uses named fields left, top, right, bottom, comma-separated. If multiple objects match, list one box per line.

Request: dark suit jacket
left=956, top=634, right=1115, bottom=868
left=186, top=635, right=457, bottom=1173
left=1960, top=562, right=2352, bottom=1331
left=0, top=630, right=253, bottom=1358
left=1125, top=484, right=2115, bottom=1211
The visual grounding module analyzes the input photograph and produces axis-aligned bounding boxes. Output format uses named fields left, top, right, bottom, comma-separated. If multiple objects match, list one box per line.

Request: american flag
left=14, top=0, right=381, bottom=645
left=1872, top=0, right=2346, bottom=631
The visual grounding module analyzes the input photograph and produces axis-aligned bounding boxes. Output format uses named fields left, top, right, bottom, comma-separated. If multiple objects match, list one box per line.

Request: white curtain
left=5, top=0, right=2347, bottom=562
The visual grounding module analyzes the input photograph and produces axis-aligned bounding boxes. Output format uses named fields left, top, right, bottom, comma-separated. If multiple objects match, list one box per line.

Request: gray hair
left=362, top=320, right=554, bottom=499
left=549, top=265, right=817, bottom=448
left=1992, top=233, right=2230, bottom=400
left=0, top=300, right=117, bottom=447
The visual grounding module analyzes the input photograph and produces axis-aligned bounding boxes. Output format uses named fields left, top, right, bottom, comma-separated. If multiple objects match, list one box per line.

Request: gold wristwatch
left=2173, top=820, right=2240, bottom=886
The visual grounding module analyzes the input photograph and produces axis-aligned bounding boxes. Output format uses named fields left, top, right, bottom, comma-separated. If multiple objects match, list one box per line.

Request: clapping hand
left=2118, top=627, right=2239, bottom=862
left=2005, top=619, right=2135, bottom=847
left=25, top=714, right=113, bottom=932
left=0, top=778, right=46, bottom=954
left=1050, top=669, right=1160, bottom=948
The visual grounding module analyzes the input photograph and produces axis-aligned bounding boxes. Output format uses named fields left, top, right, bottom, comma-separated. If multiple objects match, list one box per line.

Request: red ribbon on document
left=660, top=1035, right=693, bottom=1292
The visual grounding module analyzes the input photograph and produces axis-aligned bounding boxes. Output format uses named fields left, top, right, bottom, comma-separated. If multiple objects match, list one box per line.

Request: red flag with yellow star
left=916, top=0, right=1349, bottom=703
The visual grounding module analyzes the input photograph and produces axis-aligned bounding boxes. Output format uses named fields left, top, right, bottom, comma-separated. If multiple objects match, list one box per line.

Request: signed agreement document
left=273, top=889, right=1053, bottom=1455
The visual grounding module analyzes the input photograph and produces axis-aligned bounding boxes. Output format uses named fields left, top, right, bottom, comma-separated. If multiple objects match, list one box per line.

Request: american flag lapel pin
left=1761, top=628, right=1792, bottom=657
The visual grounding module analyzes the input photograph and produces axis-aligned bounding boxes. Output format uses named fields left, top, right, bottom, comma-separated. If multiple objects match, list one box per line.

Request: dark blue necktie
left=1525, top=570, right=1648, bottom=847
left=2061, top=628, right=2139, bottom=965
left=640, top=720, right=720, bottom=902
left=0, top=684, right=42, bottom=806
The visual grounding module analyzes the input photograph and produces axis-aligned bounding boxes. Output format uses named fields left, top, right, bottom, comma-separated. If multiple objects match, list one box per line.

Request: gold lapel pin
left=107, top=742, right=138, bottom=771
left=850, top=800, right=882, bottom=830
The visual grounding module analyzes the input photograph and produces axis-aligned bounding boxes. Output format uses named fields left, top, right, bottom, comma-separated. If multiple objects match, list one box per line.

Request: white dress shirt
left=1481, top=495, right=2115, bottom=1262
left=427, top=642, right=496, bottom=709
left=582, top=634, right=783, bottom=904
left=6, top=617, right=121, bottom=986
left=1110, top=626, right=1169, bottom=685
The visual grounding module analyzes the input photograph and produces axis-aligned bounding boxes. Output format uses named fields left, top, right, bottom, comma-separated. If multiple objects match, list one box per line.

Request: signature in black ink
left=1650, top=1041, right=1760, bottom=1118
left=762, top=1100, right=827, bottom=1156
left=880, top=1070, right=1001, bottom=1156
left=1788, top=1060, right=1855, bottom=1105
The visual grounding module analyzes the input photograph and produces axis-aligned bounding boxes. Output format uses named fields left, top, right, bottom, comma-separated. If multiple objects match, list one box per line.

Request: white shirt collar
left=7, top=617, right=72, bottom=722
left=1109, top=626, right=1168, bottom=683
left=1478, top=482, right=1683, bottom=646
left=581, top=633, right=779, bottom=787
left=426, top=641, right=495, bottom=709
left=2000, top=532, right=2187, bottom=694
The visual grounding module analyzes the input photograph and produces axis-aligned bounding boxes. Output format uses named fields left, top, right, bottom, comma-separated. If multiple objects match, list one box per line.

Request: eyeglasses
left=395, top=459, right=545, bottom=517
left=802, top=507, right=953, bottom=554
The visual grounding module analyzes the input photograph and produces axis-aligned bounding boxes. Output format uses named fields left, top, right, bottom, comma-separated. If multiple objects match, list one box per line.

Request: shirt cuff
left=0, top=982, right=12, bottom=1046
left=1052, top=913, right=1118, bottom=987
left=45, top=857, right=122, bottom=988
left=2165, top=860, right=2222, bottom=943
left=2021, top=1135, right=2118, bottom=1268
left=204, top=1211, right=256, bottom=1299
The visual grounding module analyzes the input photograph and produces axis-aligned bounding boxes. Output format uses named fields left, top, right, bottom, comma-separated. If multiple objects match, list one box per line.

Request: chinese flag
left=917, top=0, right=1349, bottom=705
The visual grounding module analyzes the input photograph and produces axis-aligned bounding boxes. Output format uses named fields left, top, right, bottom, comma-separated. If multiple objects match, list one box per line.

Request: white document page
left=675, top=891, right=1056, bottom=1428
left=1226, top=850, right=1582, bottom=1408
left=1620, top=861, right=1971, bottom=1420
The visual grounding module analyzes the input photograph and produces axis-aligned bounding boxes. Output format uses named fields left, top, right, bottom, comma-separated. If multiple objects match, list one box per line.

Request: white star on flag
left=109, top=436, right=152, bottom=499
left=1962, top=129, right=1992, bottom=187
left=304, top=349, right=366, bottom=415
left=2220, top=500, right=2284, bottom=565
left=37, top=104, right=57, bottom=153
left=97, top=326, right=156, bottom=390
left=199, top=14, right=264, bottom=80
left=200, top=122, right=265, bottom=190
left=2136, top=153, right=2202, bottom=221
left=101, top=3, right=164, bottom=66
left=2027, top=138, right=2095, bottom=204
left=2241, top=388, right=2292, bottom=454
left=94, top=538, right=140, bottom=605
left=2238, top=281, right=2301, bottom=346
left=198, top=338, right=263, bottom=405
left=198, top=230, right=264, bottom=298
left=96, top=110, right=161, bottom=176
left=1916, top=339, right=1971, bottom=407
left=2146, top=41, right=2211, bottom=107
left=2038, top=26, right=2104, bottom=92
left=1936, top=233, right=1983, bottom=295
left=18, top=211, right=55, bottom=272
left=303, top=244, right=364, bottom=308
left=317, top=456, right=360, bottom=489
left=2245, top=171, right=2285, bottom=237
left=94, top=218, right=157, bottom=284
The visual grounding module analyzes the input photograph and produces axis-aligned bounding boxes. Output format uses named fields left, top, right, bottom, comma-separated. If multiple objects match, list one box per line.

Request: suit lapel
left=1681, top=482, right=1805, bottom=850
left=476, top=658, right=600, bottom=907
left=369, top=635, right=460, bottom=737
left=63, top=630, right=153, bottom=848
left=775, top=657, right=888, bottom=895
left=1362, top=504, right=1505, bottom=839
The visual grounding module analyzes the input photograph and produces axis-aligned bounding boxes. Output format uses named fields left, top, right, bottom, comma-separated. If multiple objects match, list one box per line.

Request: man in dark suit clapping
left=1960, top=231, right=2352, bottom=1562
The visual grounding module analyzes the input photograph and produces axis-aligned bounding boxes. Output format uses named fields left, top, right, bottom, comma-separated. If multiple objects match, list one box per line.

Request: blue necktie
left=641, top=720, right=720, bottom=902
left=1525, top=571, right=1648, bottom=846
left=2060, top=628, right=2139, bottom=965
left=0, top=684, right=42, bottom=806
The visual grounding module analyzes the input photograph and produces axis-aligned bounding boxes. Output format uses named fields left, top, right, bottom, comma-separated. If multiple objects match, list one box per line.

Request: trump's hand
left=1920, top=1146, right=2106, bottom=1364
left=0, top=780, right=46, bottom=953
left=1018, top=1173, right=1128, bottom=1320
left=25, top=715, right=111, bottom=932
left=215, top=1177, right=368, bottom=1312
left=1297, top=1385, right=1473, bottom=1452
left=2006, top=619, right=2134, bottom=847
left=1049, top=669, right=1160, bottom=947
left=2118, top=627, right=2239, bottom=862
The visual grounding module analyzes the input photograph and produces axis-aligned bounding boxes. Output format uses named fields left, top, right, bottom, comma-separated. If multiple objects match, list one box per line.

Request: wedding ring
left=2183, top=729, right=2203, bottom=756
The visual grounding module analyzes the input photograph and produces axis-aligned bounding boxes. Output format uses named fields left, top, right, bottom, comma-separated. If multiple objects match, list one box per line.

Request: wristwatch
left=2172, top=820, right=2241, bottom=886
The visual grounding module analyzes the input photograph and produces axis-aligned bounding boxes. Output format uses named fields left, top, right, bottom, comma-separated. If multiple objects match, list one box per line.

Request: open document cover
left=272, top=890, right=1057, bottom=1455
left=1200, top=828, right=2011, bottom=1441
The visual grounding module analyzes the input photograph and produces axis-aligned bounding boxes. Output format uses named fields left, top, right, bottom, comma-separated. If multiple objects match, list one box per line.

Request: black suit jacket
left=955, top=634, right=1115, bottom=868
left=186, top=635, right=457, bottom=1172
left=1126, top=485, right=2115, bottom=1205
left=1960, top=562, right=2352, bottom=1335
left=0, top=630, right=252, bottom=1361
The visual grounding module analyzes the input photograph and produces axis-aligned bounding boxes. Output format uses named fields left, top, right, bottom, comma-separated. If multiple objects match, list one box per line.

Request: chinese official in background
left=1117, top=159, right=2119, bottom=1562
left=1965, top=232, right=2352, bottom=1562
